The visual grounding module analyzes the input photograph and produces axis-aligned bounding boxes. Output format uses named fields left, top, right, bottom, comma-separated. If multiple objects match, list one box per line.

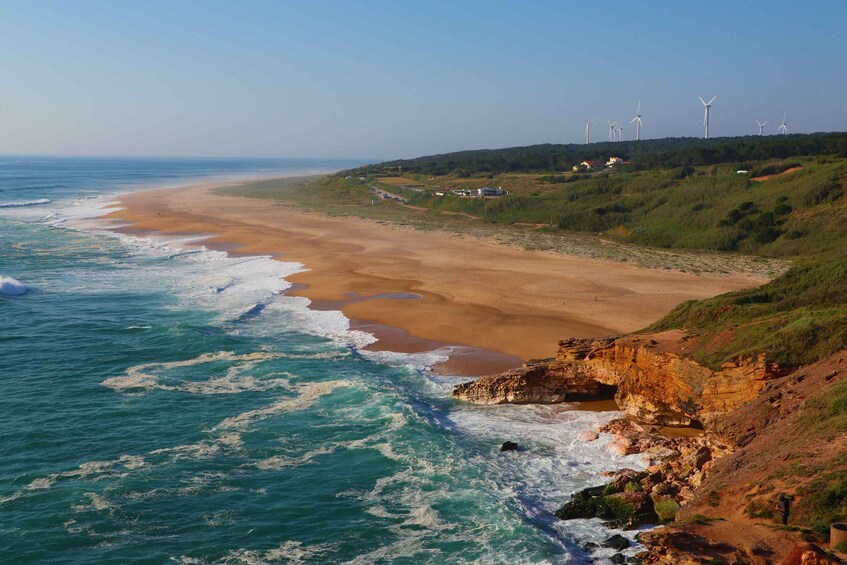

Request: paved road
left=366, top=183, right=407, bottom=203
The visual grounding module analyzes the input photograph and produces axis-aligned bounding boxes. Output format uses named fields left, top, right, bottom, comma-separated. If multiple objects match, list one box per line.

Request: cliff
left=453, top=330, right=847, bottom=563
left=452, top=330, right=780, bottom=428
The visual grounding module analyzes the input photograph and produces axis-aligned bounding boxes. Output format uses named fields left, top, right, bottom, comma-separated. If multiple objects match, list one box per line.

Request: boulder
left=500, top=441, right=519, bottom=452
left=604, top=534, right=631, bottom=550
left=651, top=494, right=681, bottom=522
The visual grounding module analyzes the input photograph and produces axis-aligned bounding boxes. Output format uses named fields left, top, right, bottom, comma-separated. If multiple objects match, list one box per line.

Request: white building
left=477, top=186, right=506, bottom=197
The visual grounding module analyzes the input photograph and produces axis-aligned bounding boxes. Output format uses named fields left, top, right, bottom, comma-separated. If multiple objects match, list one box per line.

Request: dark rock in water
left=625, top=557, right=642, bottom=565
left=610, top=554, right=626, bottom=564
left=555, top=481, right=658, bottom=528
left=583, top=542, right=599, bottom=550
left=500, top=441, right=520, bottom=452
left=554, top=484, right=609, bottom=520
left=604, top=534, right=631, bottom=551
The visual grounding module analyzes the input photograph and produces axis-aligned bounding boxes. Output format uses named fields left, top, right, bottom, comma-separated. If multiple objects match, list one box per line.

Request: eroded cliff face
left=450, top=360, right=613, bottom=405
left=452, top=330, right=780, bottom=428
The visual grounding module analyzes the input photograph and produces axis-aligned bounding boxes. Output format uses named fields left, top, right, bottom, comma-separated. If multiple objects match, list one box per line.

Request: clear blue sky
left=1, top=0, right=845, bottom=159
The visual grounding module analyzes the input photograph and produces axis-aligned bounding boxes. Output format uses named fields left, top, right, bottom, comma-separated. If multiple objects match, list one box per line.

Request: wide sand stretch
left=102, top=180, right=769, bottom=375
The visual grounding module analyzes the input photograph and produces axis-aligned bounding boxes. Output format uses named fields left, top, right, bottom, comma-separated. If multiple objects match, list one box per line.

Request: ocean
left=0, top=156, right=644, bottom=564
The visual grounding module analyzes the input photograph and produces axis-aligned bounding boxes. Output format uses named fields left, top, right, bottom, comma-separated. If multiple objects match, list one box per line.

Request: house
left=606, top=157, right=629, bottom=167
left=580, top=160, right=606, bottom=170
left=477, top=186, right=506, bottom=197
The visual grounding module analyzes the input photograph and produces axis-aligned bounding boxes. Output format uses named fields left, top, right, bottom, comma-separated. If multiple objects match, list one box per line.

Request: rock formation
left=453, top=330, right=780, bottom=428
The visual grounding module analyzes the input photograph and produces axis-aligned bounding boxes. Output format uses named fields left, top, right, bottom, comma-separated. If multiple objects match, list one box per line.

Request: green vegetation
left=349, top=155, right=847, bottom=258
left=647, top=257, right=847, bottom=369
left=800, top=378, right=847, bottom=437
left=654, top=498, right=681, bottom=522
left=676, top=514, right=725, bottom=526
left=794, top=468, right=847, bottom=538
left=745, top=499, right=776, bottom=520
left=351, top=133, right=847, bottom=175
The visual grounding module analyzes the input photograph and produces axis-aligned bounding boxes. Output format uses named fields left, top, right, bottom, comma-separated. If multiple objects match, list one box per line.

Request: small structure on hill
left=477, top=186, right=506, bottom=197
left=581, top=160, right=606, bottom=170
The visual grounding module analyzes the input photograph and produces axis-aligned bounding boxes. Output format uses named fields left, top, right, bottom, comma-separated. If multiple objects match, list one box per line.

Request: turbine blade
left=637, top=100, right=641, bottom=113
left=708, top=96, right=717, bottom=105
left=699, top=96, right=706, bottom=106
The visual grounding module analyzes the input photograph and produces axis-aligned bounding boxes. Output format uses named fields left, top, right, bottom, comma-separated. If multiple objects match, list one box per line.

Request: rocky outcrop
left=557, top=419, right=732, bottom=534
left=450, top=359, right=612, bottom=405
left=453, top=331, right=780, bottom=428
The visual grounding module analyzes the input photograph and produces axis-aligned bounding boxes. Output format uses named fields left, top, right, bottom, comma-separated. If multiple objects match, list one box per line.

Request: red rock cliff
left=452, top=330, right=780, bottom=427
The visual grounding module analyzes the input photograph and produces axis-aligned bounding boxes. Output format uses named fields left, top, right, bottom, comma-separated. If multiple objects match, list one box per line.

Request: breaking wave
left=0, top=198, right=51, bottom=208
left=0, top=275, right=29, bottom=296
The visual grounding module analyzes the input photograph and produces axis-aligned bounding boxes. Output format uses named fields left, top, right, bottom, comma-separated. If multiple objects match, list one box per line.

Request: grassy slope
left=646, top=256, right=847, bottom=369
left=397, top=157, right=847, bottom=257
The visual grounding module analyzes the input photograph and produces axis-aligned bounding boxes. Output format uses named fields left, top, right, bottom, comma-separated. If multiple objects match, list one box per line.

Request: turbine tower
left=699, top=96, right=716, bottom=139
left=584, top=119, right=595, bottom=144
left=630, top=101, right=643, bottom=141
left=756, top=120, right=767, bottom=136
left=777, top=112, right=788, bottom=135
left=616, top=123, right=623, bottom=142
left=608, top=120, right=617, bottom=142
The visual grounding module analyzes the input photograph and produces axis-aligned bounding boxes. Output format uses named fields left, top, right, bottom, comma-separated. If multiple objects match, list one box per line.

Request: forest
left=349, top=132, right=847, bottom=175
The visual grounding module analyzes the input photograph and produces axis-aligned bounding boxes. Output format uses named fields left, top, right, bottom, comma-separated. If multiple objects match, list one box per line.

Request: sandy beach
left=101, top=179, right=770, bottom=375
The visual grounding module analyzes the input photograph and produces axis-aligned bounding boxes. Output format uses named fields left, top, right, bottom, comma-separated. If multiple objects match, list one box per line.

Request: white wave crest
left=255, top=445, right=338, bottom=470
left=0, top=275, right=29, bottom=296
left=72, top=492, right=114, bottom=513
left=0, top=198, right=51, bottom=208
left=102, top=350, right=348, bottom=394
left=24, top=454, right=146, bottom=492
left=212, top=379, right=353, bottom=432
left=11, top=376, right=353, bottom=504
left=175, top=540, right=336, bottom=565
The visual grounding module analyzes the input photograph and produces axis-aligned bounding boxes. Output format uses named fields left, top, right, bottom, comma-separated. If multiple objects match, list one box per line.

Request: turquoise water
left=0, top=157, right=643, bottom=564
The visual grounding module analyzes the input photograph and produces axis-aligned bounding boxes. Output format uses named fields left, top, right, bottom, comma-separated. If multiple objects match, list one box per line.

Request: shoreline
left=91, top=176, right=771, bottom=376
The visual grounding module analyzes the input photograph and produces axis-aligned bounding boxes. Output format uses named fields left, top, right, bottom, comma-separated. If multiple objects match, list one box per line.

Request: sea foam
left=44, top=184, right=644, bottom=559
left=0, top=276, right=29, bottom=296
left=0, top=198, right=51, bottom=208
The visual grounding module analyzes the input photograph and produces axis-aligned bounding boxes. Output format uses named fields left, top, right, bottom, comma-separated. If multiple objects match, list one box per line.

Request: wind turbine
left=630, top=101, right=643, bottom=140
left=608, top=120, right=617, bottom=142
left=777, top=112, right=788, bottom=135
left=756, top=120, right=767, bottom=136
left=699, top=96, right=716, bottom=139
left=584, top=119, right=596, bottom=144
left=616, top=121, right=623, bottom=142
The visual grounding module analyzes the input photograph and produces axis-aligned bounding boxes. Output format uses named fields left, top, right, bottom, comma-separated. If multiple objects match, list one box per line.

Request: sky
left=1, top=0, right=845, bottom=160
